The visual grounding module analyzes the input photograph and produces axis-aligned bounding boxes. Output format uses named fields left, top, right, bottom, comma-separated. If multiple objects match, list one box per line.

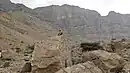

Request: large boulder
left=31, top=61, right=61, bottom=73
left=83, top=50, right=124, bottom=73
left=31, top=36, right=62, bottom=73
left=56, top=61, right=103, bottom=73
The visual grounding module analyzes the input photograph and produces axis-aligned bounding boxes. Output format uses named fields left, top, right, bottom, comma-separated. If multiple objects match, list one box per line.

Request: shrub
left=80, top=42, right=103, bottom=52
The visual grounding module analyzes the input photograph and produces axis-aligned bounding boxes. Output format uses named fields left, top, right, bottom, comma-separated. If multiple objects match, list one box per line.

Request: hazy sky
left=11, top=0, right=130, bottom=16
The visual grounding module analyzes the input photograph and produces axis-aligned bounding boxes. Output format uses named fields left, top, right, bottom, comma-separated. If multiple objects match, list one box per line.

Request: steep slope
left=0, top=10, right=60, bottom=72
left=0, top=10, right=59, bottom=49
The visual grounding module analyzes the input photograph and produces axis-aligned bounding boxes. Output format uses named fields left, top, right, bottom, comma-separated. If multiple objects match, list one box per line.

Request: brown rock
left=56, top=61, right=103, bottom=73
left=32, top=61, right=61, bottom=73
left=71, top=44, right=83, bottom=65
left=21, top=62, right=32, bottom=73
left=31, top=38, right=62, bottom=73
left=83, top=50, right=124, bottom=72
left=3, top=62, right=10, bottom=68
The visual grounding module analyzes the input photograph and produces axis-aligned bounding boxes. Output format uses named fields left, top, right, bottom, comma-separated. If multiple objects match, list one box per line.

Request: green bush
left=80, top=42, right=103, bottom=52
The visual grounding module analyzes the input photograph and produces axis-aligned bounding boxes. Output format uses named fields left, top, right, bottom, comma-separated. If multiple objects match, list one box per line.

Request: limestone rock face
left=56, top=61, right=103, bottom=73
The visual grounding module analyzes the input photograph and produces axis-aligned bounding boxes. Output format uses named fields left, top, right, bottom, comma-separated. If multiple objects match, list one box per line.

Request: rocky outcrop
left=31, top=36, right=62, bottom=73
left=32, top=61, right=61, bottom=73
left=83, top=50, right=124, bottom=73
left=56, top=50, right=125, bottom=73
left=56, top=61, right=103, bottom=73
left=68, top=42, right=104, bottom=66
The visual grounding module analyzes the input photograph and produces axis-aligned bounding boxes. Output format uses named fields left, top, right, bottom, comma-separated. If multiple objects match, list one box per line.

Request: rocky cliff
left=34, top=5, right=130, bottom=42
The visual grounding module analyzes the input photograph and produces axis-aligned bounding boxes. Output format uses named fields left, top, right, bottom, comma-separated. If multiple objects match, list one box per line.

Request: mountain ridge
left=34, top=4, right=130, bottom=42
left=2, top=0, right=129, bottom=17
left=34, top=4, right=124, bottom=16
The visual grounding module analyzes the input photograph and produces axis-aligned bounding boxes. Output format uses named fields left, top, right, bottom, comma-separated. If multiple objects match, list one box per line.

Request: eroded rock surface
left=31, top=37, right=62, bottom=73
left=56, top=61, right=103, bottom=73
left=83, top=50, right=124, bottom=73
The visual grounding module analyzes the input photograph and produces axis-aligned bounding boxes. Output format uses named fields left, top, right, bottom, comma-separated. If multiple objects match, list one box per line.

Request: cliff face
left=34, top=5, right=130, bottom=42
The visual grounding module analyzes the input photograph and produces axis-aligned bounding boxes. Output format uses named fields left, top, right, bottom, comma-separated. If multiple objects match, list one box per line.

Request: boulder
left=32, top=40, right=60, bottom=66
left=113, top=41, right=124, bottom=52
left=21, top=62, right=32, bottom=73
left=106, top=39, right=128, bottom=53
left=83, top=50, right=124, bottom=72
left=31, top=37, right=62, bottom=73
left=56, top=61, right=103, bottom=73
left=31, top=61, right=61, bottom=73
